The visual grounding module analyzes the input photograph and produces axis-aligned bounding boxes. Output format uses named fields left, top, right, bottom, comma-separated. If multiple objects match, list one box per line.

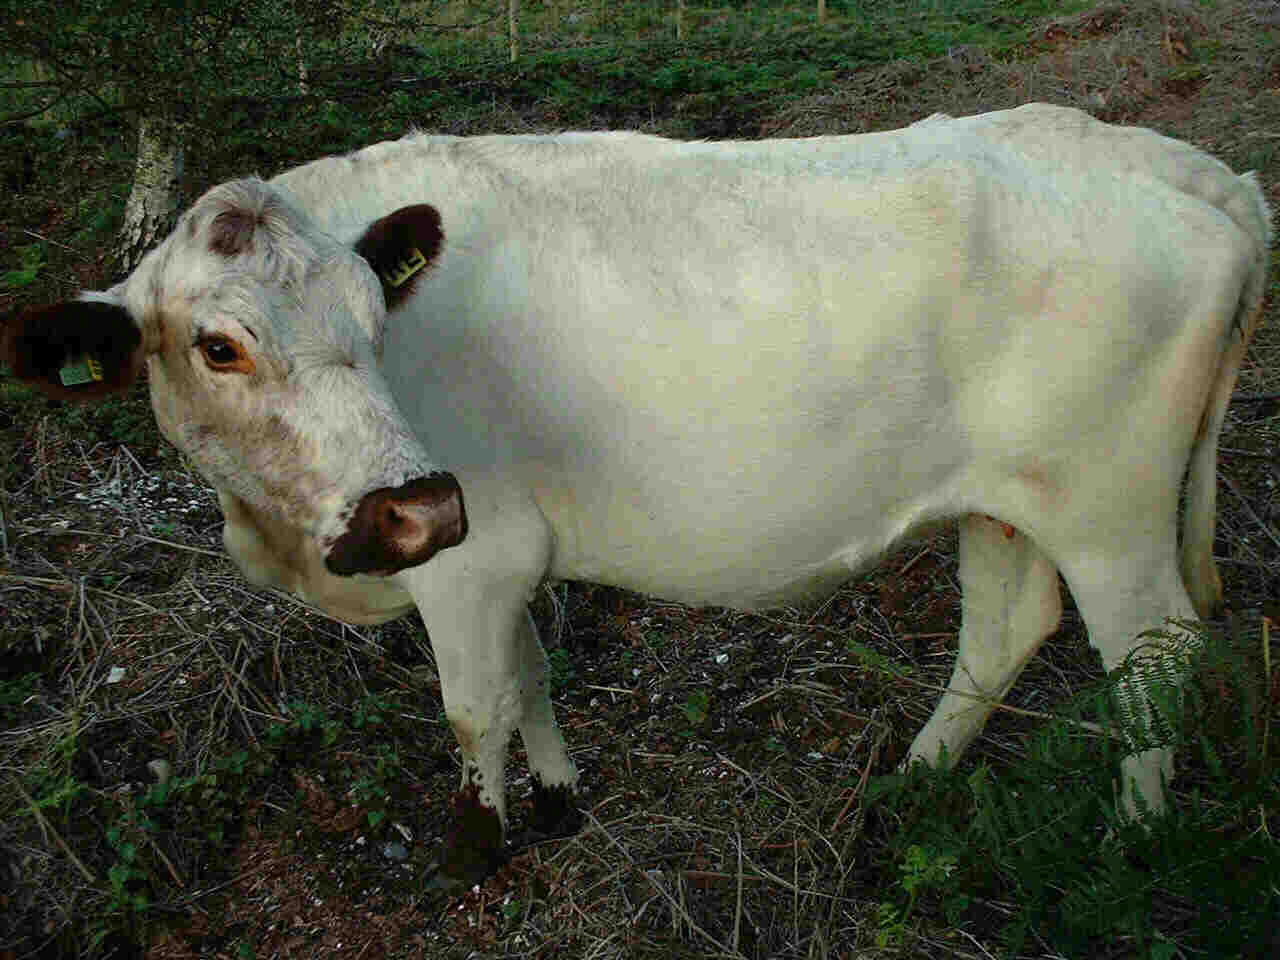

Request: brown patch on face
left=440, top=783, right=506, bottom=884
left=353, top=204, right=444, bottom=311
left=209, top=207, right=262, bottom=256
left=2, top=300, right=143, bottom=401
left=325, top=473, right=467, bottom=576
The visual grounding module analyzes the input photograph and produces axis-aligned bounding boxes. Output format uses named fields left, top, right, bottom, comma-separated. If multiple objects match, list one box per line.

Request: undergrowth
left=9, top=690, right=426, bottom=953
left=868, top=620, right=1280, bottom=958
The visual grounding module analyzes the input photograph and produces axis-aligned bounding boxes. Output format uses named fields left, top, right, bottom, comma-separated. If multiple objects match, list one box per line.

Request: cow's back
left=310, top=130, right=1257, bottom=609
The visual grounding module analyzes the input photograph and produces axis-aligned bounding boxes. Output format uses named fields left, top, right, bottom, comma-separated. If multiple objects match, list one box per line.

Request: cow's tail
left=1180, top=171, right=1273, bottom=618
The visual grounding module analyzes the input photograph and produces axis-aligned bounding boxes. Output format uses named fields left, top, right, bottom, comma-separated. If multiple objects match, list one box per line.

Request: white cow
left=5, top=104, right=1270, bottom=882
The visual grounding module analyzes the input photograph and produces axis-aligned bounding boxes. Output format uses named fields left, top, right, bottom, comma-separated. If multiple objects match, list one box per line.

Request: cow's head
left=3, top=179, right=466, bottom=604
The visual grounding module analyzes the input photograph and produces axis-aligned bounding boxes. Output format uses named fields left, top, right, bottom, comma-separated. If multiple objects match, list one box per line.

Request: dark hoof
left=435, top=784, right=506, bottom=887
left=529, top=780, right=584, bottom=838
left=425, top=853, right=505, bottom=892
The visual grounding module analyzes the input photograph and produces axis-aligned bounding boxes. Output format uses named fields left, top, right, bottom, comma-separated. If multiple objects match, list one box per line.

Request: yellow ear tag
left=381, top=247, right=427, bottom=288
left=59, top=354, right=104, bottom=387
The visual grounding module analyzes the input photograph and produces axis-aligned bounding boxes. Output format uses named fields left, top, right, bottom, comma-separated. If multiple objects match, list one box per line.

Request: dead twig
left=580, top=807, right=744, bottom=958
left=1222, top=474, right=1280, bottom=555
left=831, top=722, right=888, bottom=833
left=12, top=776, right=97, bottom=883
left=798, top=661, right=1107, bottom=737
left=133, top=534, right=225, bottom=560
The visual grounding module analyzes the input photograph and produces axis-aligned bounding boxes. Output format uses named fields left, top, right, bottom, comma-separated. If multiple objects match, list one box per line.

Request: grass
left=2, top=0, right=1279, bottom=957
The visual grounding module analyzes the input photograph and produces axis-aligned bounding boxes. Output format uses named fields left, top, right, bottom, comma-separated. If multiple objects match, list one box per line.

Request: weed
left=2, top=242, right=45, bottom=290
left=103, top=823, right=149, bottom=917
left=867, top=621, right=1280, bottom=956
left=0, top=672, right=41, bottom=708
left=268, top=699, right=343, bottom=748
left=351, top=744, right=402, bottom=829
left=896, top=843, right=965, bottom=924
left=547, top=647, right=578, bottom=695
left=18, top=736, right=87, bottom=823
left=352, top=692, right=396, bottom=729
left=682, top=689, right=711, bottom=727
left=171, top=749, right=274, bottom=846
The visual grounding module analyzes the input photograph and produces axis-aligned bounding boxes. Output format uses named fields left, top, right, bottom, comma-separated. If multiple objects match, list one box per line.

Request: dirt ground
left=3, top=3, right=1279, bottom=958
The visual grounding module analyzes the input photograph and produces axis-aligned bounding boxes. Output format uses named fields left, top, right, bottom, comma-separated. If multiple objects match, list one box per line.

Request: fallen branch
left=12, top=776, right=97, bottom=883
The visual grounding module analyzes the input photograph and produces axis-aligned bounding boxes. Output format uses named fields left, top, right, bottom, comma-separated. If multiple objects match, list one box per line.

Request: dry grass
left=2, top=2, right=1278, bottom=957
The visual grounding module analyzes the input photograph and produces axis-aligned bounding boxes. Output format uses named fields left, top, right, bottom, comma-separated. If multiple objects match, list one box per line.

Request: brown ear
left=353, top=205, right=444, bottom=311
left=2, top=300, right=144, bottom=401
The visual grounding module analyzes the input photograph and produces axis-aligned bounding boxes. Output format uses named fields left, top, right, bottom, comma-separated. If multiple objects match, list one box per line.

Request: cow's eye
left=199, top=336, right=251, bottom=373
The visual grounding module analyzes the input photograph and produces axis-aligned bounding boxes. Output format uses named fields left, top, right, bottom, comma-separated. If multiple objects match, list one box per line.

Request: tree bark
left=509, top=0, right=518, bottom=62
left=117, top=112, right=186, bottom=273
left=296, top=30, right=309, bottom=94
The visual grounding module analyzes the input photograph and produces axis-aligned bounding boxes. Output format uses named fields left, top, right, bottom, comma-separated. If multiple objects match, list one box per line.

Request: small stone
left=382, top=842, right=408, bottom=861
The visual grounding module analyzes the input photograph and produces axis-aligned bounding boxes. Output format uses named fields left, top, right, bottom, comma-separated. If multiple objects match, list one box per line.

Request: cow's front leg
left=439, top=651, right=519, bottom=884
left=436, top=610, right=582, bottom=878
left=513, top=610, right=581, bottom=836
left=406, top=572, right=533, bottom=884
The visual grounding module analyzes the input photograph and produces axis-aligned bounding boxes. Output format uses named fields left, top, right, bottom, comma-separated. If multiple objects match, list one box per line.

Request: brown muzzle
left=325, top=473, right=467, bottom=576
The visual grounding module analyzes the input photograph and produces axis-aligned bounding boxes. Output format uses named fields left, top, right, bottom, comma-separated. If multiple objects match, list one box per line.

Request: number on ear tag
left=381, top=247, right=427, bottom=288
left=59, top=354, right=104, bottom=387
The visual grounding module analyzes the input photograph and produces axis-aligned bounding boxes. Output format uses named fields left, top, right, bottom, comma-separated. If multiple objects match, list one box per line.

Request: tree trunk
left=296, top=30, right=309, bottom=94
left=117, top=112, right=186, bottom=273
left=509, top=0, right=519, bottom=62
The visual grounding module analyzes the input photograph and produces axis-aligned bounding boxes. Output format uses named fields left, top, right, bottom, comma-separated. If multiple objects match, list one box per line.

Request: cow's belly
left=532, top=433, right=971, bottom=610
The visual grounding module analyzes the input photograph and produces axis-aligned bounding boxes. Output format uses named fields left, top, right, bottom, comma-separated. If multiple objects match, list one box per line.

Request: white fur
left=85, top=105, right=1269, bottom=837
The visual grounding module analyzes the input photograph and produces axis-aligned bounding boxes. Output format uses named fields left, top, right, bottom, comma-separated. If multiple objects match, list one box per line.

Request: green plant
left=874, top=842, right=966, bottom=946
left=18, top=736, right=87, bottom=822
left=267, top=699, right=343, bottom=747
left=866, top=620, right=1280, bottom=956
left=55, top=391, right=160, bottom=448
left=547, top=647, right=577, bottom=695
left=0, top=672, right=41, bottom=708
left=682, top=689, right=710, bottom=727
left=351, top=744, right=402, bottom=828
left=104, top=823, right=150, bottom=914
left=92, top=813, right=155, bottom=951
left=2, top=242, right=45, bottom=290
left=873, top=900, right=907, bottom=949
left=171, top=748, right=274, bottom=845
left=353, top=692, right=395, bottom=729
left=897, top=843, right=963, bottom=922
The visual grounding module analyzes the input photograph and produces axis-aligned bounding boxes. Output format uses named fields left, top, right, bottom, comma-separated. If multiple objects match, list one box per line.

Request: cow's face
left=4, top=179, right=465, bottom=593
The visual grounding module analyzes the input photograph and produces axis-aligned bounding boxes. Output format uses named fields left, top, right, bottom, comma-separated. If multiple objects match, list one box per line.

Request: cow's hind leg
left=1053, top=545, right=1199, bottom=818
left=908, top=514, right=1062, bottom=768
left=514, top=611, right=582, bottom=836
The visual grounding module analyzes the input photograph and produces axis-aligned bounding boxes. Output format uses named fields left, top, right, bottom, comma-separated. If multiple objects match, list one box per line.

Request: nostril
left=383, top=503, right=405, bottom=529
left=325, top=472, right=467, bottom=577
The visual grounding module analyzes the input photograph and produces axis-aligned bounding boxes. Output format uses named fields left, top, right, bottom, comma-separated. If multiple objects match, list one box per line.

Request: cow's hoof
left=528, top=780, right=584, bottom=838
left=425, top=853, right=505, bottom=892
left=434, top=784, right=506, bottom=888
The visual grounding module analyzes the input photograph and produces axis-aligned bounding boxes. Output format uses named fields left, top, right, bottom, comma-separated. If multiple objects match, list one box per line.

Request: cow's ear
left=354, top=205, right=444, bottom=311
left=2, top=299, right=144, bottom=401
